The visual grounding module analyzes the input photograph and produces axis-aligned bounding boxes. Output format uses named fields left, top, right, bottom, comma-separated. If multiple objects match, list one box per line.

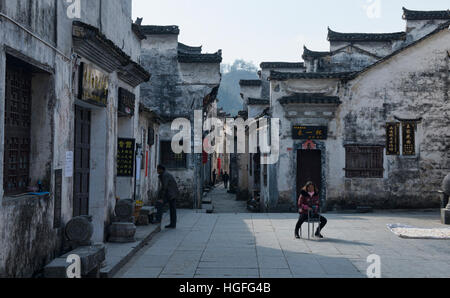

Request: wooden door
left=73, top=106, right=91, bottom=217
left=297, top=150, right=322, bottom=198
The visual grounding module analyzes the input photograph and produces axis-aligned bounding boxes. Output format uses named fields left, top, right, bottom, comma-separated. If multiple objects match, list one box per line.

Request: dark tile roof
left=269, top=71, right=354, bottom=81
left=72, top=21, right=150, bottom=87
left=248, top=98, right=270, bottom=106
left=279, top=93, right=342, bottom=105
left=302, top=46, right=331, bottom=59
left=140, top=25, right=180, bottom=35
left=177, top=50, right=222, bottom=63
left=239, top=80, right=262, bottom=86
left=403, top=7, right=450, bottom=20
left=178, top=43, right=202, bottom=54
left=238, top=110, right=249, bottom=119
left=260, top=62, right=304, bottom=69
left=327, top=28, right=406, bottom=42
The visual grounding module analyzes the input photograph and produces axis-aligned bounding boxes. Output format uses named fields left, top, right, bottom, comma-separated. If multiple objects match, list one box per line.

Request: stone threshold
left=100, top=217, right=165, bottom=278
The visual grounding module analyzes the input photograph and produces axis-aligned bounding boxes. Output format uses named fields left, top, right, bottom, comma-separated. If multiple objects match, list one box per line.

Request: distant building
left=138, top=25, right=222, bottom=208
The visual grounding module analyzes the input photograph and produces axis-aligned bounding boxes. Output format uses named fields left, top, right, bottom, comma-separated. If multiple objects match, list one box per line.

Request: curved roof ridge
left=140, top=25, right=180, bottom=35
left=260, top=62, right=305, bottom=69
left=178, top=42, right=203, bottom=54
left=402, top=7, right=450, bottom=20
left=302, top=46, right=331, bottom=59
left=327, top=27, right=406, bottom=42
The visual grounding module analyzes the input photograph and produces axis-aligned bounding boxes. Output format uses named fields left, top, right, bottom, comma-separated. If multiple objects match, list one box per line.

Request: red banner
left=202, top=150, right=208, bottom=164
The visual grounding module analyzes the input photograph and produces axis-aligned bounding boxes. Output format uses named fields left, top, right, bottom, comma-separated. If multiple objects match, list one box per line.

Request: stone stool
left=108, top=199, right=136, bottom=243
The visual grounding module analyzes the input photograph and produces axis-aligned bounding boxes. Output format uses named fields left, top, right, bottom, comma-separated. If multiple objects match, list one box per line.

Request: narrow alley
left=210, top=184, right=248, bottom=214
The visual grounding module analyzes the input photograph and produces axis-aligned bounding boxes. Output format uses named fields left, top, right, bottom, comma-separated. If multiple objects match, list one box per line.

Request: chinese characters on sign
left=402, top=122, right=416, bottom=156
left=118, top=88, right=136, bottom=117
left=293, top=126, right=328, bottom=140
left=78, top=63, right=109, bottom=106
left=117, top=138, right=135, bottom=177
left=386, top=123, right=400, bottom=155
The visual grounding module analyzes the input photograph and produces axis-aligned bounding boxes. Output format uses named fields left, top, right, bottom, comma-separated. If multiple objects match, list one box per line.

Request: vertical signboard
left=386, top=123, right=400, bottom=155
left=117, top=138, right=136, bottom=177
left=402, top=122, right=416, bottom=156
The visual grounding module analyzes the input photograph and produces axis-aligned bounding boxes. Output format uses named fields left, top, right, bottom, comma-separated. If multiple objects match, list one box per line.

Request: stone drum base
left=108, top=222, right=137, bottom=243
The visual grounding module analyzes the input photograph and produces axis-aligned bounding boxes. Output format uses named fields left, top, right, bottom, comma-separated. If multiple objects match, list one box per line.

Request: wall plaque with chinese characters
left=402, top=122, right=416, bottom=156
left=117, top=138, right=135, bottom=177
left=78, top=63, right=109, bottom=106
left=292, top=126, right=328, bottom=140
left=118, top=88, right=135, bottom=117
left=386, top=123, right=400, bottom=155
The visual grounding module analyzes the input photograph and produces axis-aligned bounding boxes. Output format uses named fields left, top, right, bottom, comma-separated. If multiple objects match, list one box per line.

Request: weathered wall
left=0, top=1, right=61, bottom=278
left=140, top=32, right=221, bottom=208
left=136, top=113, right=160, bottom=204
left=330, top=40, right=400, bottom=58
left=405, top=19, right=450, bottom=45
left=140, top=34, right=181, bottom=116
left=0, top=0, right=142, bottom=276
left=329, top=28, right=450, bottom=209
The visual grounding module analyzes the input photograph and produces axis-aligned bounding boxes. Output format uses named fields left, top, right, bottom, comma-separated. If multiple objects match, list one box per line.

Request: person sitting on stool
left=295, top=181, right=327, bottom=239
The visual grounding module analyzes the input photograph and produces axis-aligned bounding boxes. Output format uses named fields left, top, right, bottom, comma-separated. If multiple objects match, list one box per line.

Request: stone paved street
left=115, top=189, right=450, bottom=278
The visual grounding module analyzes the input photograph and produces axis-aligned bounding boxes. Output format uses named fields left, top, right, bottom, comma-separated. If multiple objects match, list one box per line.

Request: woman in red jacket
left=295, top=181, right=327, bottom=239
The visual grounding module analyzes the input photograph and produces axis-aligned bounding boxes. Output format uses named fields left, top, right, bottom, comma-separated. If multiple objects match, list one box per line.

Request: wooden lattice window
left=345, top=145, right=384, bottom=178
left=160, top=141, right=187, bottom=169
left=3, top=64, right=32, bottom=195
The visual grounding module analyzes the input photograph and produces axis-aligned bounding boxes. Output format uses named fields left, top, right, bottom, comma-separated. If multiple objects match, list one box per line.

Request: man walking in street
left=155, top=165, right=179, bottom=229
left=212, top=169, right=217, bottom=186
left=223, top=172, right=230, bottom=190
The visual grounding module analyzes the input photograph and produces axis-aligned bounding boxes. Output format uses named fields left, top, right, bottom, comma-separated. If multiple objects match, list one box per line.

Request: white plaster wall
left=240, top=85, right=262, bottom=101
left=405, top=19, right=449, bottom=44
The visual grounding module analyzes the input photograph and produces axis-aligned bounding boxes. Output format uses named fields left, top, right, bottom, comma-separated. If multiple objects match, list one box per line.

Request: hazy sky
left=132, top=0, right=449, bottom=65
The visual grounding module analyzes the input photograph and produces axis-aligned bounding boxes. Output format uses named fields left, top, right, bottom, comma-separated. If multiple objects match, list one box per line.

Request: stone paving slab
left=194, top=268, right=259, bottom=278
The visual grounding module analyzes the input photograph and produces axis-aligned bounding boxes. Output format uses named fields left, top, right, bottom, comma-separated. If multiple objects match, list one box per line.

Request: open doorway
left=297, top=149, right=322, bottom=198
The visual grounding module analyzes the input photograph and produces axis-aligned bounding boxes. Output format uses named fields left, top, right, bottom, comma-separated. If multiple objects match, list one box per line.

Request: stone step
left=202, top=197, right=212, bottom=204
left=100, top=219, right=163, bottom=278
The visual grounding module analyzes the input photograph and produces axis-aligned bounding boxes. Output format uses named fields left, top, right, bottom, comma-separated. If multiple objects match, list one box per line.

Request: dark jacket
left=158, top=171, right=180, bottom=202
left=298, top=190, right=320, bottom=215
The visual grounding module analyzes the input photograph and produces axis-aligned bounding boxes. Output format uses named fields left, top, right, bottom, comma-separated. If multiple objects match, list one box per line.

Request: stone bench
left=43, top=244, right=106, bottom=278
